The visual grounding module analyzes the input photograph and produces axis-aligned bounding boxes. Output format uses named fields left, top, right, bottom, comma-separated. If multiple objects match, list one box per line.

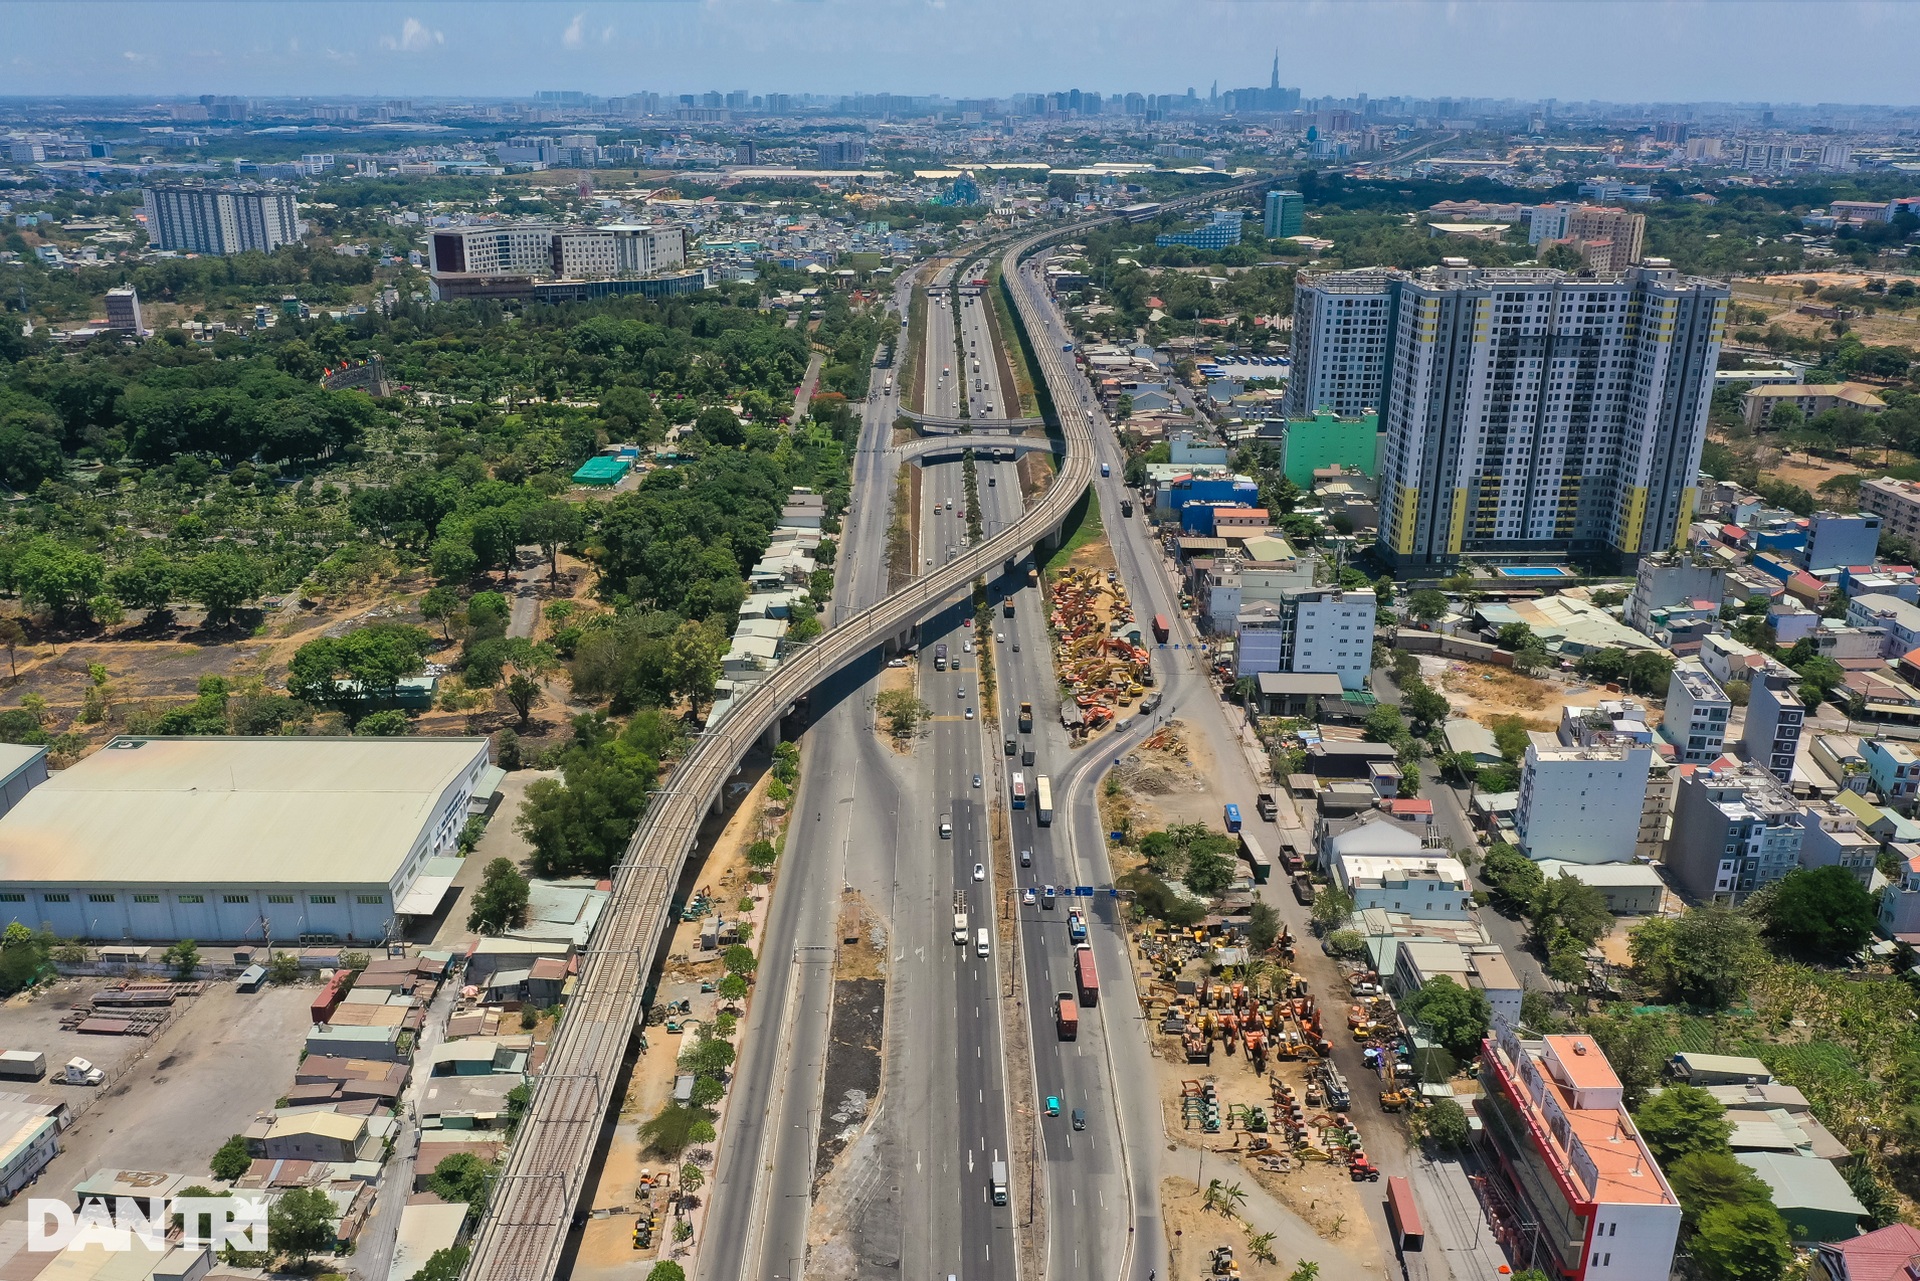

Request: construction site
left=1047, top=565, right=1158, bottom=737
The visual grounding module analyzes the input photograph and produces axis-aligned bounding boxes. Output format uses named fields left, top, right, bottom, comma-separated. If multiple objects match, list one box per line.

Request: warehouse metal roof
left=0, top=736, right=489, bottom=888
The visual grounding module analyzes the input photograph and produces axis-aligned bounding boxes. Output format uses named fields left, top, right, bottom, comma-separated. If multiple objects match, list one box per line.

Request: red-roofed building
left=1817, top=1221, right=1920, bottom=1281
left=1479, top=1026, right=1681, bottom=1280
left=1384, top=797, right=1434, bottom=823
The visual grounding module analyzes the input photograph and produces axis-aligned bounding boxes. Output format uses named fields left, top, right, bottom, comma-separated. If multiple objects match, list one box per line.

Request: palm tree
left=1246, top=1232, right=1277, bottom=1265
left=1288, top=1263, right=1321, bottom=1281
left=1221, top=1181, right=1249, bottom=1216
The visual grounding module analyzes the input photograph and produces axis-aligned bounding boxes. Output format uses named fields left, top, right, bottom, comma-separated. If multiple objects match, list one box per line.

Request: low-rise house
left=1332, top=853, right=1470, bottom=919
left=1736, top=1151, right=1867, bottom=1242
left=1799, top=798, right=1880, bottom=889
left=1669, top=1052, right=1772, bottom=1086
left=1818, top=1222, right=1920, bottom=1281
left=1863, top=738, right=1920, bottom=810
left=1533, top=860, right=1665, bottom=914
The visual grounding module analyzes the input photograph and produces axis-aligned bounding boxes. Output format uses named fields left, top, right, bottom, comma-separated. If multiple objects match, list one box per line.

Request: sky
left=5, top=1, right=1918, bottom=107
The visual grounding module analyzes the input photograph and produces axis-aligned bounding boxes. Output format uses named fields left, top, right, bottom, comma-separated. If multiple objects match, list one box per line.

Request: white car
left=972, top=773, right=982, bottom=788
left=995, top=632, right=1004, bottom=643
left=1023, top=887, right=1036, bottom=905
left=957, top=686, right=966, bottom=698
left=965, top=707, right=975, bottom=720
left=964, top=640, right=974, bottom=653
left=973, top=864, right=986, bottom=882
left=886, top=658, right=907, bottom=668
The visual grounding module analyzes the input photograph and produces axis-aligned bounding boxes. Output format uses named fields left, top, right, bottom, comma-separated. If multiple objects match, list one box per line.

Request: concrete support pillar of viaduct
left=761, top=716, right=784, bottom=755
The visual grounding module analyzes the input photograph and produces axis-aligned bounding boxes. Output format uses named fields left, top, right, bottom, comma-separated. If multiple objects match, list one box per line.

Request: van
left=1020, top=849, right=1032, bottom=868
left=976, top=927, right=990, bottom=957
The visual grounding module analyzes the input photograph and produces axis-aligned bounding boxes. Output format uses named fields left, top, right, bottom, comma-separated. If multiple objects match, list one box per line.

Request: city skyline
left=8, top=0, right=1920, bottom=106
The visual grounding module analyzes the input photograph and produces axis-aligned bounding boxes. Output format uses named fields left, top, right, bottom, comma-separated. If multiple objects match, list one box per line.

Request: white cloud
left=562, top=12, right=587, bottom=48
left=380, top=17, right=443, bottom=53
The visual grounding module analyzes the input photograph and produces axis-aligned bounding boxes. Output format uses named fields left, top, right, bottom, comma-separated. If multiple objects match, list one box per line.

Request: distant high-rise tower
left=1271, top=51, right=1280, bottom=91
left=1290, top=261, right=1729, bottom=571
left=104, top=286, right=143, bottom=334
left=1263, top=189, right=1303, bottom=239
left=141, top=185, right=300, bottom=256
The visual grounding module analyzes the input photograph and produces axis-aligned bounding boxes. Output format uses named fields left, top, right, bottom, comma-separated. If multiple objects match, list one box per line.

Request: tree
left=288, top=624, right=432, bottom=721
left=1424, top=1097, right=1471, bottom=1148
left=0, top=617, right=20, bottom=679
left=1481, top=842, right=1544, bottom=915
left=410, top=1245, right=471, bottom=1281
left=1757, top=864, right=1877, bottom=960
left=1496, top=622, right=1536, bottom=651
left=876, top=688, right=929, bottom=738
left=267, top=952, right=302, bottom=985
left=468, top=857, right=531, bottom=935
left=1407, top=589, right=1448, bottom=623
left=1689, top=1201, right=1792, bottom=1281
left=521, top=501, right=585, bottom=584
left=181, top=550, right=263, bottom=628
left=1247, top=901, right=1280, bottom=953
left=419, top=586, right=459, bottom=642
left=722, top=944, right=758, bottom=979
left=1402, top=679, right=1451, bottom=730
left=1310, top=885, right=1354, bottom=931
left=665, top=620, right=724, bottom=719
left=695, top=406, right=745, bottom=448
left=1628, top=908, right=1758, bottom=1009
left=426, top=1151, right=492, bottom=1205
left=1363, top=703, right=1407, bottom=744
left=646, top=1263, right=688, bottom=1281
left=745, top=839, right=778, bottom=871
left=266, top=1185, right=337, bottom=1264
left=717, top=972, right=748, bottom=1002
left=1634, top=1085, right=1732, bottom=1167
left=164, top=938, right=200, bottom=980
left=1401, top=975, right=1491, bottom=1061
left=502, top=639, right=560, bottom=727
left=210, top=1134, right=252, bottom=1182
left=1530, top=872, right=1613, bottom=952
left=14, top=537, right=104, bottom=622
left=108, top=548, right=177, bottom=621
left=638, top=1103, right=711, bottom=1159
left=1183, top=843, right=1235, bottom=897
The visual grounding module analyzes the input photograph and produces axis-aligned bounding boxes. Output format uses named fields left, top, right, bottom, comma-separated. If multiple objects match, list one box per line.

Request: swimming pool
left=1493, top=566, right=1576, bottom=579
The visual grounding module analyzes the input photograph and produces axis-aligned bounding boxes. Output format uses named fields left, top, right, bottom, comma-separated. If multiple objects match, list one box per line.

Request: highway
left=468, top=185, right=1253, bottom=1281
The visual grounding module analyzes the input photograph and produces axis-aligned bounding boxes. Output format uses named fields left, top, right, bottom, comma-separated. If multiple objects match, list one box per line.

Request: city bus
left=1011, top=772, right=1027, bottom=810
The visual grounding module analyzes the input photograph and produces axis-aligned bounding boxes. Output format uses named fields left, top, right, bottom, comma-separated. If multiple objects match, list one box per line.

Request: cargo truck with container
left=953, top=893, right=968, bottom=944
left=1121, top=499, right=1134, bottom=518
left=1017, top=701, right=1033, bottom=733
left=991, top=1159, right=1009, bottom=1205
left=1067, top=910, right=1088, bottom=944
left=1151, top=614, right=1170, bottom=643
left=1256, top=792, right=1278, bottom=821
left=1386, top=1176, right=1424, bottom=1253
left=1035, top=776, right=1054, bottom=826
left=0, top=1050, right=46, bottom=1081
left=1055, top=992, right=1079, bottom=1040
left=1003, top=598, right=1015, bottom=618
left=1074, top=945, right=1099, bottom=1007
left=934, top=643, right=949, bottom=672
left=1238, top=830, right=1273, bottom=884
left=1021, top=742, right=1035, bottom=767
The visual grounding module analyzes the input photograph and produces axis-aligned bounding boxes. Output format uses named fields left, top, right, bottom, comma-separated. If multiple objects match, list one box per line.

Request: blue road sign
left=1075, top=886, right=1095, bottom=897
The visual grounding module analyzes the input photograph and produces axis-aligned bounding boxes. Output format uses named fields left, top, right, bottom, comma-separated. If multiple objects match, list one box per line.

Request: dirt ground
left=872, top=662, right=919, bottom=753
left=1426, top=656, right=1601, bottom=734
left=1100, top=720, right=1226, bottom=839
left=1732, top=276, right=1920, bottom=348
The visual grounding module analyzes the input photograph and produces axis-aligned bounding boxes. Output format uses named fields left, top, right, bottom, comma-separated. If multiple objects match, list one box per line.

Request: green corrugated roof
left=573, top=456, right=631, bottom=484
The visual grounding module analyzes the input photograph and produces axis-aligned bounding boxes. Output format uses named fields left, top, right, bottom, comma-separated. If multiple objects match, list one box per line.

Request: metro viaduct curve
left=461, top=175, right=1270, bottom=1281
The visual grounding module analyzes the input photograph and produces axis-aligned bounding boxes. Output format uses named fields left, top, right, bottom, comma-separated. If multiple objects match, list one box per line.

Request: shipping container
left=1055, top=992, right=1079, bottom=1040
left=1035, top=776, right=1054, bottom=826
left=1074, top=946, right=1099, bottom=1007
left=1151, top=614, right=1170, bottom=643
left=1386, top=1176, right=1424, bottom=1252
left=0, top=1050, right=46, bottom=1081
left=1239, top=829, right=1272, bottom=884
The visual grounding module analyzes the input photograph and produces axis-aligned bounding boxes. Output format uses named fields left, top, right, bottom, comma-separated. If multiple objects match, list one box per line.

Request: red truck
left=1055, top=992, right=1079, bottom=1041
left=1074, top=945, right=1099, bottom=1007
left=1151, top=613, right=1170, bottom=644
left=1386, top=1175, right=1424, bottom=1253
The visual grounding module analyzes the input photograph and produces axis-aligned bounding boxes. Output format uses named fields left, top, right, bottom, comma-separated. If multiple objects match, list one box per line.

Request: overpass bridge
left=893, top=434, right=1060, bottom=464
left=462, top=175, right=1271, bottom=1281
left=900, top=408, right=1047, bottom=433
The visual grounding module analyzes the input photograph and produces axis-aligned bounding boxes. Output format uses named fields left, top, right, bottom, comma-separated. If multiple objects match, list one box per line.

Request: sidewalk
left=1406, top=1150, right=1511, bottom=1281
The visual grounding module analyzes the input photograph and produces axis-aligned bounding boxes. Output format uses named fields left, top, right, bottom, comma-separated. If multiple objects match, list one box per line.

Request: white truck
left=990, top=1158, right=1009, bottom=1206
left=63, top=1057, right=103, bottom=1087
left=953, top=892, right=969, bottom=945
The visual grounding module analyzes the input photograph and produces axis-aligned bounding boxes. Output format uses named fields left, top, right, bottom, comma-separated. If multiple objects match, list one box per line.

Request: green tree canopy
left=1634, top=1085, right=1733, bottom=1168
left=467, top=857, right=530, bottom=935
left=265, top=1185, right=337, bottom=1263
left=1628, top=907, right=1758, bottom=1009
left=287, top=623, right=432, bottom=720
left=425, top=1151, right=492, bottom=1206
left=1757, top=864, right=1877, bottom=960
left=1401, top=975, right=1491, bottom=1060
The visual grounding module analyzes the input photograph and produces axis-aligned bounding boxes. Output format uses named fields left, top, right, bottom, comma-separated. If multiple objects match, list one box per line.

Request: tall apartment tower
left=1358, top=261, right=1727, bottom=572
left=1281, top=269, right=1399, bottom=419
left=104, top=287, right=143, bottom=334
left=1263, top=189, right=1303, bottom=239
left=141, top=185, right=301, bottom=256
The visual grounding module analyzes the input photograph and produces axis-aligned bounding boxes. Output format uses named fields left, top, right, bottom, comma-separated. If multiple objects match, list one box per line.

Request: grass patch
left=901, top=277, right=930, bottom=413
left=1042, top=484, right=1102, bottom=577
left=984, top=261, right=1039, bottom=419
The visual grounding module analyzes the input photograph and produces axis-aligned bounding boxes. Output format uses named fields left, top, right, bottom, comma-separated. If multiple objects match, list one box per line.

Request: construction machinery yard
left=1048, top=566, right=1157, bottom=737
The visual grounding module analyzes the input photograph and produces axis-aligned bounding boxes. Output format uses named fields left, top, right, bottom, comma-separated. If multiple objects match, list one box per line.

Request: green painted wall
left=1278, top=413, right=1382, bottom=489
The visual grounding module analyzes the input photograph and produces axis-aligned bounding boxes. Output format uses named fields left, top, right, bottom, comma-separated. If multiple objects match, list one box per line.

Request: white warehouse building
left=0, top=736, right=494, bottom=943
